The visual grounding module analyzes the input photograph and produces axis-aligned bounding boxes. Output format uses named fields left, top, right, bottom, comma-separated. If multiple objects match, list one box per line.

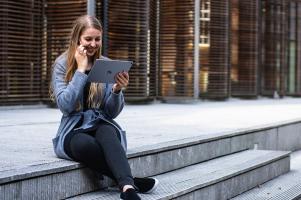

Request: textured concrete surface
left=68, top=150, right=290, bottom=200
left=1, top=98, right=301, bottom=180
left=0, top=167, right=101, bottom=200
left=231, top=150, right=301, bottom=200
left=277, top=123, right=301, bottom=151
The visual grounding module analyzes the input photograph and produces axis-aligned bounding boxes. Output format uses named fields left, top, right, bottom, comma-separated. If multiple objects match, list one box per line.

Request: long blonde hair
left=51, top=15, right=104, bottom=110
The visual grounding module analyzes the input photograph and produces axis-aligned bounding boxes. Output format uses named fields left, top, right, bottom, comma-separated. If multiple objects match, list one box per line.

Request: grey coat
left=51, top=53, right=127, bottom=160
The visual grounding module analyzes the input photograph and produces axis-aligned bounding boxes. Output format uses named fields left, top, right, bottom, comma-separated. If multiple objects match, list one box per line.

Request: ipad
left=87, top=59, right=133, bottom=83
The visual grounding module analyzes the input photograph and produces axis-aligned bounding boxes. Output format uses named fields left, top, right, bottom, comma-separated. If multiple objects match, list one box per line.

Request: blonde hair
left=51, top=15, right=104, bottom=110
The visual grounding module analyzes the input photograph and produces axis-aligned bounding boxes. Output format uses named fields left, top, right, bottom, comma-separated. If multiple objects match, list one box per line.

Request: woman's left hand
left=113, top=72, right=129, bottom=93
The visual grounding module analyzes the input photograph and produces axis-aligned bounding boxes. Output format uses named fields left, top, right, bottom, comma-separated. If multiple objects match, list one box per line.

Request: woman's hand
left=113, top=72, right=129, bottom=93
left=75, top=45, right=89, bottom=73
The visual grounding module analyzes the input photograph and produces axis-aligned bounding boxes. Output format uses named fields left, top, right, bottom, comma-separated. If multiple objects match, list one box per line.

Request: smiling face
left=79, top=27, right=102, bottom=57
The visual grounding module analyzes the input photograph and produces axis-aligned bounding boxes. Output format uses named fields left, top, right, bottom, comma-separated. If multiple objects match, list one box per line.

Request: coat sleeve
left=52, top=62, right=87, bottom=115
left=103, top=84, right=125, bottom=119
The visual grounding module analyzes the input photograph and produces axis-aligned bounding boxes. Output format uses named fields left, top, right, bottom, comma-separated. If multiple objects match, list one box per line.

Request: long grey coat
left=51, top=53, right=127, bottom=160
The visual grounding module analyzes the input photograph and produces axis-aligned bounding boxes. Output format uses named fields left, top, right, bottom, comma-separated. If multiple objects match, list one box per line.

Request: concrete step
left=0, top=118, right=298, bottom=200
left=67, top=150, right=290, bottom=200
left=231, top=150, right=301, bottom=200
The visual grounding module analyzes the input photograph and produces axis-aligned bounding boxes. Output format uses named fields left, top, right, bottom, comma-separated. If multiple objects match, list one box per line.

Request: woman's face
left=79, top=27, right=102, bottom=57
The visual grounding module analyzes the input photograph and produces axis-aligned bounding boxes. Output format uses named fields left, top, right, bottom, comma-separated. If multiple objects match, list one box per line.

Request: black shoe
left=120, top=188, right=141, bottom=200
left=134, top=177, right=159, bottom=193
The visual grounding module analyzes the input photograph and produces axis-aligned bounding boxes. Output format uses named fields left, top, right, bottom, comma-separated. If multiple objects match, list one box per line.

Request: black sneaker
left=134, top=177, right=159, bottom=193
left=120, top=188, right=141, bottom=200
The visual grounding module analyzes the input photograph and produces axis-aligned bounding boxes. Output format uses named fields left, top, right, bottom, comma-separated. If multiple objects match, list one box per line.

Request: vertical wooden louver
left=2, top=0, right=301, bottom=105
left=103, top=0, right=155, bottom=101
left=296, top=1, right=301, bottom=94
left=199, top=0, right=211, bottom=97
left=159, top=0, right=195, bottom=99
left=43, top=0, right=87, bottom=101
left=200, top=0, right=230, bottom=99
left=0, top=0, right=43, bottom=105
left=231, top=0, right=260, bottom=97
left=261, top=0, right=288, bottom=96
left=96, top=0, right=102, bottom=21
left=287, top=0, right=301, bottom=95
left=149, top=0, right=159, bottom=98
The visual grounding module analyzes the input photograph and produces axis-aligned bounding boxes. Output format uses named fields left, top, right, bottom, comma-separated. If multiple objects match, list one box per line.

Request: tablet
left=87, top=59, right=133, bottom=83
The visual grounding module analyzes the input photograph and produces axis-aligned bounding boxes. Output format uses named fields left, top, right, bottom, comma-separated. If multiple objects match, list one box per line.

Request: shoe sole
left=144, top=178, right=159, bottom=194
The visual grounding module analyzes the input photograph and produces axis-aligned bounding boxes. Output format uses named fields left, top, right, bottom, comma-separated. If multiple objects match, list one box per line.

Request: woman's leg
left=94, top=122, right=135, bottom=190
left=65, top=132, right=116, bottom=180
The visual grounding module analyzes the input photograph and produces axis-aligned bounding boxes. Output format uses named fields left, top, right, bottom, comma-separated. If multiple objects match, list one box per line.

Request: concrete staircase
left=69, top=150, right=289, bottom=200
left=231, top=150, right=301, bottom=200
left=1, top=120, right=301, bottom=199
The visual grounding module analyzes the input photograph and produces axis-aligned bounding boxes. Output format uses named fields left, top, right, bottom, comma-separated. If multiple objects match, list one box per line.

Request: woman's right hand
left=75, top=45, right=88, bottom=73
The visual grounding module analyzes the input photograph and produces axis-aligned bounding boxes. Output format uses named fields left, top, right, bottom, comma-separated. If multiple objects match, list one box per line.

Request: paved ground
left=1, top=97, right=301, bottom=173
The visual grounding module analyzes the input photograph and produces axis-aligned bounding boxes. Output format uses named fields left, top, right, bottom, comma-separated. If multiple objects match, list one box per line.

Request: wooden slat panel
left=261, top=0, right=288, bottom=96
left=42, top=0, right=87, bottom=102
left=1, top=0, right=298, bottom=105
left=0, top=1, right=43, bottom=105
left=287, top=1, right=297, bottom=95
left=102, top=0, right=156, bottom=101
left=296, top=1, right=301, bottom=94
left=199, top=0, right=210, bottom=97
left=96, top=0, right=103, bottom=26
left=231, top=0, right=260, bottom=97
left=149, top=0, right=159, bottom=99
left=159, top=0, right=195, bottom=98
left=200, top=0, right=230, bottom=99
left=287, top=0, right=301, bottom=96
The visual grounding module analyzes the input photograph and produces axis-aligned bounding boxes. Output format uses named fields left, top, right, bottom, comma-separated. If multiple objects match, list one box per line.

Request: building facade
left=1, top=0, right=301, bottom=105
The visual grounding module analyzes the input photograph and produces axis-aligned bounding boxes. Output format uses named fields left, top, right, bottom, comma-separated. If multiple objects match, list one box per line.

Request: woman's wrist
left=112, top=85, right=122, bottom=93
left=77, top=68, right=86, bottom=73
left=113, top=88, right=121, bottom=94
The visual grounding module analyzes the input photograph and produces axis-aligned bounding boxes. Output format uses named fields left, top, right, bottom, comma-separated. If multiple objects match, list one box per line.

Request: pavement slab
left=1, top=97, right=301, bottom=176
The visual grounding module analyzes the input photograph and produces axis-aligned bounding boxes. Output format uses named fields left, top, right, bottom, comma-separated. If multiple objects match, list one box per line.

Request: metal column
left=194, top=0, right=200, bottom=99
left=87, top=0, right=95, bottom=16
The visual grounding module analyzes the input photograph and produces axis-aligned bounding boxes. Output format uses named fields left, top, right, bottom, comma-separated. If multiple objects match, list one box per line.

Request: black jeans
left=64, top=122, right=134, bottom=189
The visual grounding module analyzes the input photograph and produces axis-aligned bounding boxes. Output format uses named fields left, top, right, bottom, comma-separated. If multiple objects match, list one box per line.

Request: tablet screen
left=87, top=59, right=133, bottom=83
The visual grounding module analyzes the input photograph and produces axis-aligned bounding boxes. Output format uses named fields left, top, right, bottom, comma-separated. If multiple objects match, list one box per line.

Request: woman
left=51, top=15, right=158, bottom=200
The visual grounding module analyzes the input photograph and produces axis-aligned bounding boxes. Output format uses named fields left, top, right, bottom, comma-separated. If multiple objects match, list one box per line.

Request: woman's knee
left=95, top=123, right=118, bottom=139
